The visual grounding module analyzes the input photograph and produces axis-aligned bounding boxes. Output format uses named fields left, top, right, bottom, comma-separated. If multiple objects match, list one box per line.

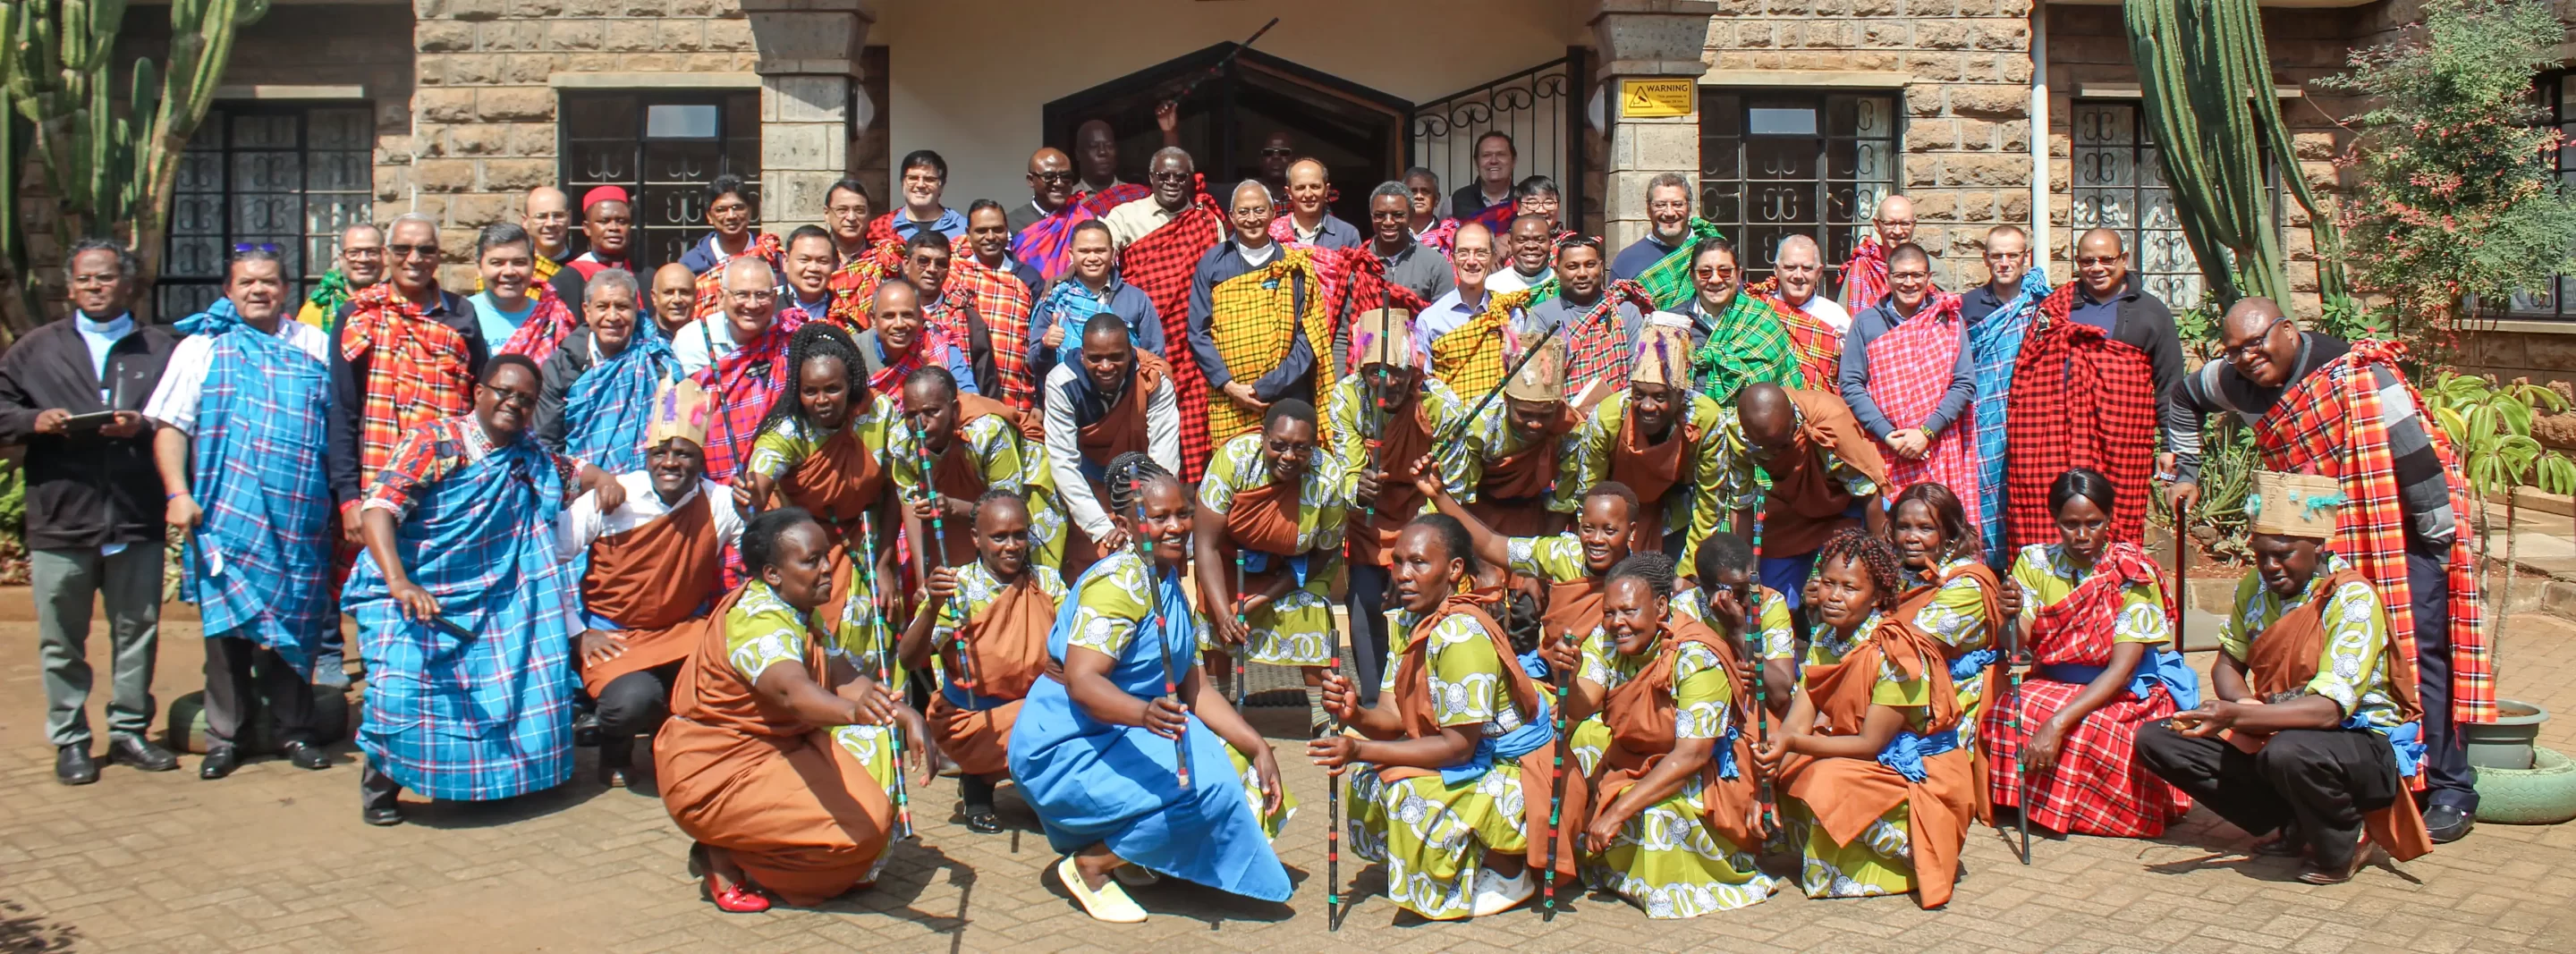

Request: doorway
left=1044, top=44, right=1411, bottom=224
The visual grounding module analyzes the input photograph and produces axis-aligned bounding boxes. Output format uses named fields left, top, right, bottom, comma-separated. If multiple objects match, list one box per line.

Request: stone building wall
left=1696, top=0, right=2037, bottom=289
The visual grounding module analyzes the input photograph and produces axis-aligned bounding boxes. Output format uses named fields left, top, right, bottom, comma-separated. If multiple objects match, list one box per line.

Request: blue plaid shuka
left=1967, top=266, right=2052, bottom=561
left=343, top=433, right=576, bottom=801
left=563, top=325, right=682, bottom=475
left=179, top=299, right=335, bottom=675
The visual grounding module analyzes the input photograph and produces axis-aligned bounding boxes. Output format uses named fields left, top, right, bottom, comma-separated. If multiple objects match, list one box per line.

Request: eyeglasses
left=478, top=383, right=538, bottom=409
left=1147, top=172, right=1191, bottom=184
left=2224, top=317, right=2290, bottom=360
left=727, top=290, right=777, bottom=303
left=343, top=246, right=385, bottom=259
left=231, top=242, right=282, bottom=254
left=826, top=204, right=869, bottom=219
left=1030, top=171, right=1077, bottom=185
left=1888, top=270, right=1933, bottom=281
left=2075, top=255, right=2122, bottom=267
left=386, top=244, right=440, bottom=260
left=1695, top=266, right=1738, bottom=279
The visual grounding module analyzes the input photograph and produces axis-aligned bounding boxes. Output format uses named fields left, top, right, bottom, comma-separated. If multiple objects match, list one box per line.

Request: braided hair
left=741, top=506, right=819, bottom=577
left=756, top=322, right=865, bottom=437
left=1103, top=451, right=1175, bottom=528
left=1605, top=551, right=1678, bottom=599
left=1890, top=482, right=1975, bottom=564
left=973, top=486, right=1026, bottom=524
left=1816, top=526, right=1904, bottom=611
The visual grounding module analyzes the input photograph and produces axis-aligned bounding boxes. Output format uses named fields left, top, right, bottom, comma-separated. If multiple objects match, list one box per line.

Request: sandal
left=2296, top=837, right=2377, bottom=885
left=1057, top=856, right=1148, bottom=923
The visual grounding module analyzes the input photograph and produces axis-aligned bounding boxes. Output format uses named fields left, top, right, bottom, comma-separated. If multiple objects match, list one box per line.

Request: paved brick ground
left=5, top=591, right=2576, bottom=953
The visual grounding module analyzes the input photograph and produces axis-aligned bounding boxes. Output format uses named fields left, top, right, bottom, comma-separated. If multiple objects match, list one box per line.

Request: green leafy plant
left=2155, top=421, right=2260, bottom=564
left=2423, top=372, right=2576, bottom=636
left=2323, top=0, right=2576, bottom=337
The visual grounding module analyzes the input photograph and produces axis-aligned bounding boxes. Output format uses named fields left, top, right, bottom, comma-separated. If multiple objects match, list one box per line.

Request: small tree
left=2326, top=0, right=2576, bottom=335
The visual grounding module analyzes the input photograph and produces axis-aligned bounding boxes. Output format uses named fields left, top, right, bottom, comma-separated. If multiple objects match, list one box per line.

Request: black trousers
left=1346, top=562, right=1391, bottom=707
left=2135, top=722, right=2402, bottom=861
left=592, top=663, right=680, bottom=744
left=203, top=635, right=317, bottom=748
left=2407, top=544, right=2476, bottom=809
left=360, top=758, right=402, bottom=811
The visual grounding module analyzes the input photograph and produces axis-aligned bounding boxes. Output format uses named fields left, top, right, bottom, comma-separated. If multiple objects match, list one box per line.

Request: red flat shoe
left=704, top=878, right=772, bottom=913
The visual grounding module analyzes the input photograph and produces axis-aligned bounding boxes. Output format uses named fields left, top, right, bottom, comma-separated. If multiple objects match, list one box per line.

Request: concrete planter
left=2465, top=699, right=2549, bottom=771
left=2475, top=746, right=2576, bottom=826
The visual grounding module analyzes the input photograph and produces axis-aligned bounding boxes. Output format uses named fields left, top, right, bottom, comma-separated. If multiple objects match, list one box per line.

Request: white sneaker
left=1057, top=856, right=1148, bottom=923
left=1468, top=866, right=1535, bottom=917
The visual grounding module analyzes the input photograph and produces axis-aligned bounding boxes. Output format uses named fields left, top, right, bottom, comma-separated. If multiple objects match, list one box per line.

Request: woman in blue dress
left=1008, top=451, right=1294, bottom=923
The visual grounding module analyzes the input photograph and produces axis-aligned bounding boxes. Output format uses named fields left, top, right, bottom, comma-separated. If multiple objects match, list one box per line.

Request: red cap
left=580, top=185, right=631, bottom=210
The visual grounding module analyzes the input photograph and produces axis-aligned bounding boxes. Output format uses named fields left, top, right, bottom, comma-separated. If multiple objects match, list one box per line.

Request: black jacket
left=533, top=325, right=596, bottom=452
left=328, top=290, right=487, bottom=506
left=0, top=316, right=178, bottom=551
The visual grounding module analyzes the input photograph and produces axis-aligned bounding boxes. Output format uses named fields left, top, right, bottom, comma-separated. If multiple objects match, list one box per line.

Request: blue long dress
left=1007, top=549, right=1294, bottom=901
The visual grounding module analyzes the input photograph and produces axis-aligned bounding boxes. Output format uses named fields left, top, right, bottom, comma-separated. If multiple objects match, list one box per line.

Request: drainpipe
left=2029, top=1, right=2051, bottom=269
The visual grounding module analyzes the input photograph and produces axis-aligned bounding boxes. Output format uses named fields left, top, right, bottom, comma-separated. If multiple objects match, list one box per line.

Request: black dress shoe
left=2424, top=804, right=2475, bottom=844
left=281, top=740, right=331, bottom=771
left=572, top=711, right=602, bottom=747
left=106, top=735, right=179, bottom=772
left=55, top=746, right=97, bottom=786
left=964, top=808, right=1003, bottom=834
left=362, top=805, right=405, bottom=827
left=199, top=747, right=241, bottom=780
left=596, top=739, right=633, bottom=789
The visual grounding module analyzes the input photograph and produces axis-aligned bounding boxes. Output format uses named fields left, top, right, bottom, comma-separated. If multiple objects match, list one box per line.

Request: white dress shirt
left=1042, top=361, right=1180, bottom=541
left=143, top=318, right=332, bottom=434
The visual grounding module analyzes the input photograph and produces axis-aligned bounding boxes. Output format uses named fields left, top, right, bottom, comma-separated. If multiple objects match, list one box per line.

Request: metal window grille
left=161, top=105, right=374, bottom=319
left=2509, top=71, right=2576, bottom=318
left=1697, top=90, right=1899, bottom=288
left=560, top=90, right=762, bottom=273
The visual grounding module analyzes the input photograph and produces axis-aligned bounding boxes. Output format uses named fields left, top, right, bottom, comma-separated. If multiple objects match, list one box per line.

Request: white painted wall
left=874, top=0, right=1581, bottom=208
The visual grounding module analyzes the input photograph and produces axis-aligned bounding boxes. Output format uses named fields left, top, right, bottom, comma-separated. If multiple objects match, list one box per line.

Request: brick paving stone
left=5, top=594, right=2576, bottom=952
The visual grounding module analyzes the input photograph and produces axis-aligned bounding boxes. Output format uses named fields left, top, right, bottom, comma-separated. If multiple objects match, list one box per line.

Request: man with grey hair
left=1612, top=172, right=1696, bottom=282
left=1102, top=147, right=1224, bottom=252
left=330, top=211, right=487, bottom=531
left=0, top=238, right=180, bottom=784
left=146, top=246, right=335, bottom=780
left=674, top=256, right=780, bottom=378
left=299, top=223, right=387, bottom=332
left=535, top=267, right=679, bottom=469
left=1773, top=233, right=1853, bottom=333
left=1364, top=180, right=1453, bottom=303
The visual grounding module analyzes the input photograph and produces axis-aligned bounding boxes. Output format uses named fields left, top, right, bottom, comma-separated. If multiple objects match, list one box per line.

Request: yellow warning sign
left=1620, top=79, right=1695, bottom=118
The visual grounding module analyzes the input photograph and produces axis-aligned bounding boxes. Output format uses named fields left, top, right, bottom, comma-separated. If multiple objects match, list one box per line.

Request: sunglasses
left=1031, top=171, right=1077, bottom=185
left=386, top=244, right=440, bottom=259
left=478, top=383, right=538, bottom=409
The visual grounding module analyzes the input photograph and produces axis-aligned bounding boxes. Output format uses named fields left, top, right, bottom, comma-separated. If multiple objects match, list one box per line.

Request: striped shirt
left=2174, top=332, right=2454, bottom=545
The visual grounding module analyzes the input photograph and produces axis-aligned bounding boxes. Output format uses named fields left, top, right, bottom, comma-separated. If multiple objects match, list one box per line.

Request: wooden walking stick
left=1131, top=474, right=1192, bottom=789
left=860, top=510, right=916, bottom=840
left=1542, top=628, right=1573, bottom=922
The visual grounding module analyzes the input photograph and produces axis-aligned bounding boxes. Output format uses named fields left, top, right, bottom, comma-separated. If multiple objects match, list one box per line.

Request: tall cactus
left=2123, top=0, right=2350, bottom=313
left=0, top=0, right=267, bottom=323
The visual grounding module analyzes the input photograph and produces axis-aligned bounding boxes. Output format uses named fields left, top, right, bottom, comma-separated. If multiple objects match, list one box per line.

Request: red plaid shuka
left=1747, top=278, right=1844, bottom=389
left=1980, top=542, right=2191, bottom=837
left=689, top=232, right=785, bottom=322
left=822, top=241, right=907, bottom=331
left=2256, top=341, right=2492, bottom=724
left=866, top=325, right=960, bottom=410
left=1864, top=293, right=1980, bottom=535
left=1117, top=184, right=1227, bottom=481
left=1310, top=247, right=1431, bottom=370
left=496, top=282, right=579, bottom=365
left=2004, top=284, right=2156, bottom=551
left=690, top=315, right=801, bottom=485
left=339, top=283, right=475, bottom=488
left=1011, top=185, right=1146, bottom=283
left=1563, top=281, right=1657, bottom=395
left=1841, top=236, right=1889, bottom=312
left=941, top=257, right=1038, bottom=411
left=1415, top=217, right=1461, bottom=255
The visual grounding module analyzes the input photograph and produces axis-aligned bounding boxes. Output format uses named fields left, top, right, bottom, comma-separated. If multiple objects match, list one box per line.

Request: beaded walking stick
left=2006, top=611, right=2030, bottom=865
left=1232, top=548, right=1249, bottom=707
left=1543, top=628, right=1573, bottom=922
left=1131, top=475, right=1191, bottom=789
left=860, top=510, right=915, bottom=840
left=911, top=418, right=974, bottom=693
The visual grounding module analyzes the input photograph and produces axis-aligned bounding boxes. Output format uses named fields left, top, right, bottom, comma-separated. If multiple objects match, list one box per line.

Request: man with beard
left=1611, top=173, right=1696, bottom=283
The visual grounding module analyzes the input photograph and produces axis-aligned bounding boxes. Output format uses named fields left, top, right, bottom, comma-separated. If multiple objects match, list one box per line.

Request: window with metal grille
left=2510, top=71, right=2576, bottom=318
left=1697, top=90, right=1900, bottom=288
left=2068, top=99, right=2285, bottom=314
left=161, top=105, right=375, bottom=319
left=560, top=90, right=761, bottom=274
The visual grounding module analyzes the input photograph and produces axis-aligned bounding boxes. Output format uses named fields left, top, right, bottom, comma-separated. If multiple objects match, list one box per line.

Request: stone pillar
left=746, top=0, right=870, bottom=227
left=1589, top=0, right=1720, bottom=252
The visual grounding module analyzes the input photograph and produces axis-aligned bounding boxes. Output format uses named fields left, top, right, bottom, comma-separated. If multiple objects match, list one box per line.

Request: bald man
left=1719, top=381, right=1887, bottom=622
left=1011, top=148, right=1077, bottom=237
left=2063, top=227, right=2188, bottom=448
left=1839, top=194, right=1915, bottom=312
left=687, top=257, right=797, bottom=483
left=1072, top=103, right=1181, bottom=198
left=1278, top=158, right=1361, bottom=249
left=1417, top=222, right=1500, bottom=357
left=299, top=224, right=386, bottom=330
left=648, top=263, right=698, bottom=338
left=674, top=257, right=782, bottom=379
left=520, top=186, right=586, bottom=305
left=2168, top=296, right=2482, bottom=843
left=1998, top=227, right=2184, bottom=553
left=1189, top=181, right=1325, bottom=444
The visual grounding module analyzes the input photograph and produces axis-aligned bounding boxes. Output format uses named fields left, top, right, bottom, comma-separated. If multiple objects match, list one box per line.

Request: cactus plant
left=0, top=0, right=268, bottom=324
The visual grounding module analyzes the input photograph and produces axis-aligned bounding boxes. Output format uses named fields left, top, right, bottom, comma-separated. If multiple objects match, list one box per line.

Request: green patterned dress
left=1567, top=629, right=1785, bottom=917
left=1195, top=431, right=1347, bottom=665
left=1910, top=556, right=1998, bottom=752
left=886, top=409, right=1069, bottom=570
left=746, top=410, right=897, bottom=656
left=1780, top=612, right=1937, bottom=899
left=1346, top=607, right=1538, bottom=920
left=722, top=578, right=902, bottom=798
